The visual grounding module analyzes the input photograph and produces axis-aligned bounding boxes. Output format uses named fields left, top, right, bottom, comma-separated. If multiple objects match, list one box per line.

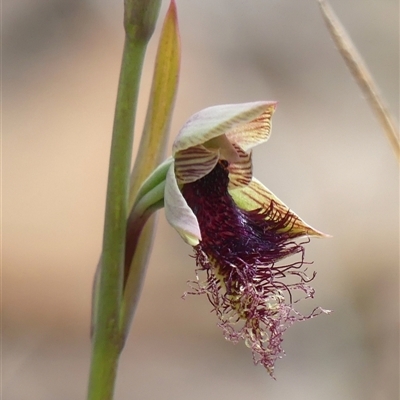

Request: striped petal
left=175, top=145, right=219, bottom=184
left=228, top=144, right=253, bottom=190
left=165, top=163, right=201, bottom=246
left=173, top=101, right=276, bottom=155
left=226, top=102, right=276, bottom=151
left=229, top=177, right=328, bottom=238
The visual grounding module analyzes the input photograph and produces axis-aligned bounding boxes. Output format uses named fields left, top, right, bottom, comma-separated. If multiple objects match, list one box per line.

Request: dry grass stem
left=318, top=0, right=400, bottom=163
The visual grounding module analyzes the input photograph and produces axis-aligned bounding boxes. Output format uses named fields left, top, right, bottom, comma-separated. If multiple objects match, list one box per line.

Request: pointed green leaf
left=121, top=0, right=181, bottom=342
left=129, top=0, right=181, bottom=208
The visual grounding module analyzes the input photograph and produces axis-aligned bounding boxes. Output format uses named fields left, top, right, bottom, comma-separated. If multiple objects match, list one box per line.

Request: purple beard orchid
left=163, top=101, right=329, bottom=376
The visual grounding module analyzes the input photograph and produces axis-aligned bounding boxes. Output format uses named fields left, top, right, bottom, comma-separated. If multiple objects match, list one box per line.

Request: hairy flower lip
left=160, top=101, right=329, bottom=375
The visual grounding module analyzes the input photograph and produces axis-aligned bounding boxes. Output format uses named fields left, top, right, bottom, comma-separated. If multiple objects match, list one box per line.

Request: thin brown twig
left=317, top=0, right=400, bottom=163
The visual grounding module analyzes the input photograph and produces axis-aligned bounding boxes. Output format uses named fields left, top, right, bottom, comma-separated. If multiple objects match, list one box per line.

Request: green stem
left=87, top=342, right=122, bottom=400
left=87, top=38, right=146, bottom=400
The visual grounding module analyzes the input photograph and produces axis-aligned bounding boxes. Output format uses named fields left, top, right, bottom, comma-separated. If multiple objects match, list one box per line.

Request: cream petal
left=173, top=101, right=276, bottom=155
left=164, top=163, right=201, bottom=246
left=229, top=177, right=328, bottom=238
left=203, top=135, right=240, bottom=163
left=228, top=144, right=253, bottom=190
left=225, top=102, right=276, bottom=151
left=175, top=145, right=219, bottom=184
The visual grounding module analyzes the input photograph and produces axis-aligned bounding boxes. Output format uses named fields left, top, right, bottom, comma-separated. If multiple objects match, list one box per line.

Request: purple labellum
left=182, top=161, right=324, bottom=376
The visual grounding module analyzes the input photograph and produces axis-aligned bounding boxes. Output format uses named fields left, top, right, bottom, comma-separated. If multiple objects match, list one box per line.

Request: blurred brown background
left=3, top=0, right=399, bottom=399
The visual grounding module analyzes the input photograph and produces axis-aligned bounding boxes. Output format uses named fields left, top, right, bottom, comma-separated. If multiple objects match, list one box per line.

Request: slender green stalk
left=88, top=1, right=161, bottom=397
left=87, top=37, right=147, bottom=400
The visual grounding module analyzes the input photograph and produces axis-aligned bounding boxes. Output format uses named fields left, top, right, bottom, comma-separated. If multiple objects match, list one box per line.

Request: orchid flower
left=161, top=101, right=329, bottom=375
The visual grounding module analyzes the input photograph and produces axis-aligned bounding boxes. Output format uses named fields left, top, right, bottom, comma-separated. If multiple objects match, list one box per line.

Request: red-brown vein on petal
left=236, top=181, right=267, bottom=209
left=226, top=104, right=276, bottom=151
left=233, top=180, right=325, bottom=237
left=173, top=103, right=275, bottom=154
left=175, top=145, right=219, bottom=184
left=228, top=145, right=253, bottom=190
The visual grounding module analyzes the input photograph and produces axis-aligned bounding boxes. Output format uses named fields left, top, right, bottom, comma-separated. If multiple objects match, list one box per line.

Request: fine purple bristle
left=181, top=161, right=324, bottom=375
